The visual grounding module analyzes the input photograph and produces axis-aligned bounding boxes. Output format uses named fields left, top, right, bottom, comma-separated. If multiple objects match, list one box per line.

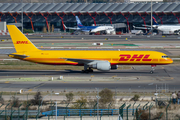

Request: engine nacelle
left=111, top=65, right=118, bottom=70
left=92, top=61, right=111, bottom=71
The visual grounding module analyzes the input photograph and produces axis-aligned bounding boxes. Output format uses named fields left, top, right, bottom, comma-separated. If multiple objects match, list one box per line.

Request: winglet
left=7, top=25, right=40, bottom=53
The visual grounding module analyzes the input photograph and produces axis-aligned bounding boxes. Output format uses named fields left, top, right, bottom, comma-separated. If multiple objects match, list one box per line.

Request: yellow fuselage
left=11, top=50, right=173, bottom=66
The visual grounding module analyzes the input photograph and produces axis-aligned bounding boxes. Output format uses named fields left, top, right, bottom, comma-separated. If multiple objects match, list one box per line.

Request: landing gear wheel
left=89, top=69, right=93, bottom=72
left=81, top=68, right=93, bottom=73
left=150, top=65, right=156, bottom=74
left=81, top=70, right=89, bottom=73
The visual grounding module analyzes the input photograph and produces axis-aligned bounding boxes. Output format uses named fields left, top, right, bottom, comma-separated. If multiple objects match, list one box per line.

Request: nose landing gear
left=150, top=65, right=156, bottom=74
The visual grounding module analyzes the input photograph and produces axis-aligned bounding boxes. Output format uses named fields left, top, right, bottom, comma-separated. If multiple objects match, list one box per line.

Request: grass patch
left=0, top=91, right=172, bottom=97
left=169, top=55, right=180, bottom=58
left=3, top=77, right=48, bottom=82
left=0, top=64, right=83, bottom=70
left=172, top=60, right=180, bottom=64
left=0, top=60, right=83, bottom=70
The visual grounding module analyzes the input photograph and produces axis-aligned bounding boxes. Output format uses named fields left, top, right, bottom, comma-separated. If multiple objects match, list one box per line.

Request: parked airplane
left=64, top=16, right=115, bottom=35
left=134, top=16, right=180, bottom=35
left=7, top=25, right=173, bottom=73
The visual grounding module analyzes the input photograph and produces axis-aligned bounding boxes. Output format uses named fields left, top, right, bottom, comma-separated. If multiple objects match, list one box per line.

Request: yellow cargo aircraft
left=7, top=25, right=173, bottom=73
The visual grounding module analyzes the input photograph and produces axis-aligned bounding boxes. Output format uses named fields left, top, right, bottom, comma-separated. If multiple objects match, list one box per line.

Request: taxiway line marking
left=33, top=83, right=45, bottom=89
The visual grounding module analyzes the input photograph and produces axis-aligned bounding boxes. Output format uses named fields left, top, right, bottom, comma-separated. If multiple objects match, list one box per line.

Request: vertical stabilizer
left=7, top=25, right=40, bottom=53
left=75, top=16, right=83, bottom=27
left=152, top=16, right=159, bottom=25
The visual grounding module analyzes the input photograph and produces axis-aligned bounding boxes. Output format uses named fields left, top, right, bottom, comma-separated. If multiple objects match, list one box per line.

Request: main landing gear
left=150, top=65, right=156, bottom=74
left=81, top=64, right=94, bottom=73
left=82, top=68, right=93, bottom=73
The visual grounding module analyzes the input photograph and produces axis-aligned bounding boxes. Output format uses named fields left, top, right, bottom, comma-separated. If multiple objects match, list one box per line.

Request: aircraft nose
left=166, top=58, right=173, bottom=64
left=160, top=58, right=173, bottom=64
left=169, top=58, right=173, bottom=64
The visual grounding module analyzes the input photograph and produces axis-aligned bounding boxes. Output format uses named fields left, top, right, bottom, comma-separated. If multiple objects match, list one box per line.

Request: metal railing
left=42, top=108, right=136, bottom=116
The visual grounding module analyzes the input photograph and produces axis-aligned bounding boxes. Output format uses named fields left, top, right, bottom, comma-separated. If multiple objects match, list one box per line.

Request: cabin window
left=162, top=56, right=169, bottom=58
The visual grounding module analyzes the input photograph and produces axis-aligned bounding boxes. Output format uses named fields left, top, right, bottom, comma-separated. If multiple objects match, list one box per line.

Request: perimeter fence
left=0, top=98, right=179, bottom=120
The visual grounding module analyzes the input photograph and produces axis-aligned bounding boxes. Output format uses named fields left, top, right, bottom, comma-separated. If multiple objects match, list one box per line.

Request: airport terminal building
left=0, top=2, right=180, bottom=32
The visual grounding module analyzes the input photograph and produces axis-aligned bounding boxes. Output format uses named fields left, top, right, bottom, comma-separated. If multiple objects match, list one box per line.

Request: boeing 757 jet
left=7, top=25, right=173, bottom=73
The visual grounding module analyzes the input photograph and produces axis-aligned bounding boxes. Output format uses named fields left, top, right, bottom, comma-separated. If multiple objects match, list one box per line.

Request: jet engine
left=111, top=65, right=118, bottom=70
left=91, top=61, right=111, bottom=71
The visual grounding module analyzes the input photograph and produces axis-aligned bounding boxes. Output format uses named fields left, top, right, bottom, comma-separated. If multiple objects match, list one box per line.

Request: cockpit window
left=162, top=56, right=169, bottom=58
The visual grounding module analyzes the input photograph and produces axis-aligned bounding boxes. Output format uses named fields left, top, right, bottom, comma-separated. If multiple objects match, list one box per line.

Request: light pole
left=96, top=88, right=100, bottom=120
left=151, top=0, right=152, bottom=31
left=55, top=101, right=57, bottom=120
left=41, top=93, right=59, bottom=120
left=21, top=0, right=23, bottom=33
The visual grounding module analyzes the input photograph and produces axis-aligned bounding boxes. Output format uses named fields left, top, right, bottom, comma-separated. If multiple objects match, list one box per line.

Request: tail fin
left=75, top=16, right=83, bottom=27
left=152, top=16, right=159, bottom=25
left=7, top=25, right=40, bottom=53
left=63, top=24, right=67, bottom=29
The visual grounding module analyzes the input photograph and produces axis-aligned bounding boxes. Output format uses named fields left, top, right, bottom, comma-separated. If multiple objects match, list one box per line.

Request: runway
left=0, top=65, right=180, bottom=92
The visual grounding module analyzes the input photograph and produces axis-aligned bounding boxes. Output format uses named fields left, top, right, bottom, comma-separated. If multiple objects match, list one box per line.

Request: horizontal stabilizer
left=8, top=54, right=28, bottom=59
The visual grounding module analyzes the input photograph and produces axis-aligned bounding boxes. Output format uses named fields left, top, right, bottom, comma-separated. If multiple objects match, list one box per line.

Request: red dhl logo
left=119, top=54, right=152, bottom=61
left=16, top=41, right=30, bottom=44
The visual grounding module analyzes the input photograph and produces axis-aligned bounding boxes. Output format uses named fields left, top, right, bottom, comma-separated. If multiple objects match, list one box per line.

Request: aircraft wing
left=62, top=58, right=106, bottom=64
left=63, top=24, right=80, bottom=30
left=66, top=27, right=78, bottom=30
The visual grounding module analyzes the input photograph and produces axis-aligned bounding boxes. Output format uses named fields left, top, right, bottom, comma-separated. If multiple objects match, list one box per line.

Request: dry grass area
left=0, top=61, right=83, bottom=70
left=140, top=104, right=180, bottom=120
left=0, top=90, right=173, bottom=97
left=0, top=55, right=9, bottom=59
